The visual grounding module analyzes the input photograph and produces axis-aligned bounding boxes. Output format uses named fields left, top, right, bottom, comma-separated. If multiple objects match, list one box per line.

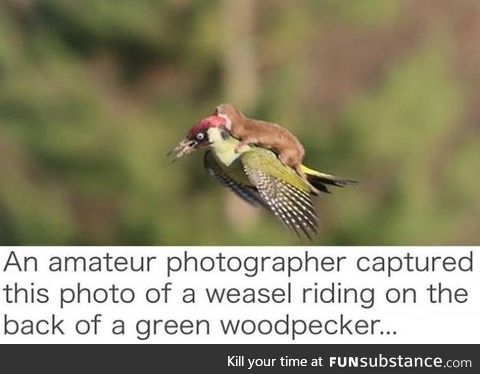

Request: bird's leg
left=235, top=137, right=257, bottom=153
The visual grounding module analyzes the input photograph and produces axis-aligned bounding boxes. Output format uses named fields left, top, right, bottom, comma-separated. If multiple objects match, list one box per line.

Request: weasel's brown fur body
left=216, top=103, right=315, bottom=191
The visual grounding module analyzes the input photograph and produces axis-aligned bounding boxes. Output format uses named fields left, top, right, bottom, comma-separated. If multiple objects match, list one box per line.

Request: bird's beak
left=167, top=138, right=198, bottom=161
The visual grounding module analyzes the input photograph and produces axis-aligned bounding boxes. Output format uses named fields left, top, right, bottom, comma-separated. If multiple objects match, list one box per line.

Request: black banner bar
left=1, top=344, right=477, bottom=373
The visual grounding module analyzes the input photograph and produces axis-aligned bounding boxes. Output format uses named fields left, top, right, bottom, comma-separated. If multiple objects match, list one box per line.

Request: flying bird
left=169, top=111, right=356, bottom=238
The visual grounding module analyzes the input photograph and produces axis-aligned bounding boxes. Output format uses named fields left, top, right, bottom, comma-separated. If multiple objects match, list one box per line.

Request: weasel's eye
left=220, top=128, right=229, bottom=140
left=196, top=132, right=205, bottom=141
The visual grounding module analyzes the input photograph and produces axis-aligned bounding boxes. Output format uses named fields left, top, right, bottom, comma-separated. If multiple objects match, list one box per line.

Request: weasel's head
left=168, top=115, right=228, bottom=160
left=215, top=103, right=245, bottom=130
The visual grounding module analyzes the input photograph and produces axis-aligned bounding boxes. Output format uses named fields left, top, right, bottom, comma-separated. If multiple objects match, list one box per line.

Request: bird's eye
left=196, top=132, right=205, bottom=141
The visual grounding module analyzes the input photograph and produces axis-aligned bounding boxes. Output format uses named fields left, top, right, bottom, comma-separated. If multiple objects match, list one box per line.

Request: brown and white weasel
left=215, top=103, right=309, bottom=183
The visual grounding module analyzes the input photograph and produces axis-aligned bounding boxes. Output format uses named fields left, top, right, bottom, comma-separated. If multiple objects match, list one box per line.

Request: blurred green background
left=0, top=0, right=479, bottom=245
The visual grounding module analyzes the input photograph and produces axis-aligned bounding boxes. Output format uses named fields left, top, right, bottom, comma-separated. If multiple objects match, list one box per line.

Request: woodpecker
left=169, top=115, right=356, bottom=238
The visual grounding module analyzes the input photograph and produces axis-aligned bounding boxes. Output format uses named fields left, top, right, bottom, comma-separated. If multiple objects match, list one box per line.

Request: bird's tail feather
left=301, top=165, right=357, bottom=193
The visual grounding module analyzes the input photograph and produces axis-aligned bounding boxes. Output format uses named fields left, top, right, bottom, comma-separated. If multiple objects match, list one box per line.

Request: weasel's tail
left=301, top=165, right=357, bottom=194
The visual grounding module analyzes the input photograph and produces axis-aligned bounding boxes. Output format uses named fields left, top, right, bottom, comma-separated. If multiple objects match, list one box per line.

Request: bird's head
left=168, top=115, right=228, bottom=160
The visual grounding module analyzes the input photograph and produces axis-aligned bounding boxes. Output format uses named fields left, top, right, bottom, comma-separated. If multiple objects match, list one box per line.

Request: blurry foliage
left=0, top=0, right=478, bottom=245
left=316, top=0, right=400, bottom=27
left=331, top=35, right=463, bottom=244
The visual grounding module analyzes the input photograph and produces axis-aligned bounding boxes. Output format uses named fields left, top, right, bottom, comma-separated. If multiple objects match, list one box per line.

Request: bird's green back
left=205, top=127, right=319, bottom=238
left=206, top=127, right=311, bottom=192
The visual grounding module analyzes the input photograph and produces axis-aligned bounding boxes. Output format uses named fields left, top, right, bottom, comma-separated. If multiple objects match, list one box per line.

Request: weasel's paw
left=235, top=144, right=249, bottom=153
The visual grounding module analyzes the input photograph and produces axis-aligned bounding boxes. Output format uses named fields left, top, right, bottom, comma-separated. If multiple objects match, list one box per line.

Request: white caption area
left=0, top=246, right=478, bottom=344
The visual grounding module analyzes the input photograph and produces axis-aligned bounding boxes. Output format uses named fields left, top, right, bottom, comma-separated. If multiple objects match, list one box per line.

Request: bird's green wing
left=241, top=148, right=319, bottom=238
left=203, top=150, right=269, bottom=209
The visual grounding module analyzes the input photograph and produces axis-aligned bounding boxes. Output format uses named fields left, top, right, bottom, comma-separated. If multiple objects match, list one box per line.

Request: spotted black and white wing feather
left=203, top=150, right=269, bottom=209
left=241, top=151, right=319, bottom=239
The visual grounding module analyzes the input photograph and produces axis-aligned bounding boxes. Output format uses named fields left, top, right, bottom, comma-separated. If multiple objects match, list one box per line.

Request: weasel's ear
left=214, top=103, right=224, bottom=115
